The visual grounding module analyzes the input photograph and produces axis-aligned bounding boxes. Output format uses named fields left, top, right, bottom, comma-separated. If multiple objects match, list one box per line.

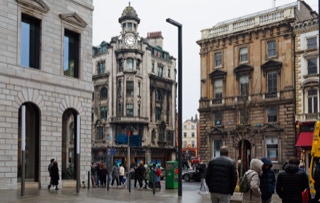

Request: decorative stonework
left=59, top=12, right=87, bottom=28
left=16, top=0, right=50, bottom=13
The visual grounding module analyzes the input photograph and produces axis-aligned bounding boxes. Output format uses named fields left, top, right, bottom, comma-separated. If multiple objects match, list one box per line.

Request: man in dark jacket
left=205, top=146, right=237, bottom=203
left=260, top=157, right=276, bottom=203
left=276, top=157, right=309, bottom=203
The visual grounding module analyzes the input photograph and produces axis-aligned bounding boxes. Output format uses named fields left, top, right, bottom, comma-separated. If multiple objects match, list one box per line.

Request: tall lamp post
left=166, top=18, right=182, bottom=197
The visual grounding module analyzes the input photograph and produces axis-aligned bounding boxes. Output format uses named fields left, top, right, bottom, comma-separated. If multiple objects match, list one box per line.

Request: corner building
left=0, top=0, right=94, bottom=188
left=91, top=5, right=177, bottom=168
left=197, top=1, right=316, bottom=171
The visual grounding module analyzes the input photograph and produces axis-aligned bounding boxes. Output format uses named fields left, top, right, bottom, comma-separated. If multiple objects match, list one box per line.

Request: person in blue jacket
left=259, top=157, right=276, bottom=203
left=152, top=163, right=161, bottom=190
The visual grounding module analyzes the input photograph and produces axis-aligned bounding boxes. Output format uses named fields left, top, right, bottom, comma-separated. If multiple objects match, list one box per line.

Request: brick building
left=197, top=1, right=317, bottom=171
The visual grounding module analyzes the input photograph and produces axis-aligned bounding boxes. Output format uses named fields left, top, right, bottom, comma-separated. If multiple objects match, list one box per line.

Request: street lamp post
left=166, top=18, right=183, bottom=197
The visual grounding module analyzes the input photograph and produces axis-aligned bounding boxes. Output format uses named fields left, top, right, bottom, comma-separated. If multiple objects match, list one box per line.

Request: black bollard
left=88, top=171, right=90, bottom=189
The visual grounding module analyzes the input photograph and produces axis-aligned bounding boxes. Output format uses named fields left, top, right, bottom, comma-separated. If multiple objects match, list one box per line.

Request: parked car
left=190, top=156, right=201, bottom=169
left=182, top=170, right=201, bottom=182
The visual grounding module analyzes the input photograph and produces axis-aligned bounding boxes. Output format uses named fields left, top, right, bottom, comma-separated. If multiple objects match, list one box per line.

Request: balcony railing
left=295, top=113, right=319, bottom=121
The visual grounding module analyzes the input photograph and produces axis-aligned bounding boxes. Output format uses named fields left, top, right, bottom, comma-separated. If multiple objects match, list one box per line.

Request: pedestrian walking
left=276, top=157, right=310, bottom=203
left=111, top=164, right=120, bottom=186
left=99, top=163, right=108, bottom=188
left=242, top=158, right=264, bottom=203
left=205, top=146, right=237, bottom=203
left=136, top=162, right=146, bottom=188
left=119, top=164, right=125, bottom=185
left=197, top=162, right=208, bottom=194
left=260, top=157, right=275, bottom=203
left=152, top=163, right=161, bottom=190
left=50, top=161, right=60, bottom=190
left=144, top=164, right=150, bottom=189
left=47, top=158, right=54, bottom=189
left=91, top=162, right=97, bottom=188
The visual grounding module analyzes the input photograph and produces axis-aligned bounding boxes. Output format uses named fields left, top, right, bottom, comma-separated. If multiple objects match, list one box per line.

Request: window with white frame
left=215, top=52, right=222, bottom=67
left=307, top=37, right=317, bottom=49
left=308, top=89, right=318, bottom=113
left=192, top=141, right=195, bottom=148
left=192, top=132, right=195, bottom=137
left=240, top=75, right=249, bottom=97
left=239, top=47, right=248, bottom=62
left=267, top=41, right=277, bottom=57
left=266, top=138, right=278, bottom=161
left=307, top=58, right=317, bottom=75
left=212, top=139, right=222, bottom=158
left=267, top=107, right=278, bottom=123
left=184, top=132, right=187, bottom=137
left=214, top=79, right=223, bottom=99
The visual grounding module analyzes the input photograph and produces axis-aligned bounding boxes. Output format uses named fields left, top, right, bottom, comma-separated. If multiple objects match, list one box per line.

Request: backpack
left=239, top=173, right=250, bottom=193
left=156, top=168, right=161, bottom=176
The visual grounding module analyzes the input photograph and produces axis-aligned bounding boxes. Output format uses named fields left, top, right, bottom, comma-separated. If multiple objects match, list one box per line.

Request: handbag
left=302, top=188, right=310, bottom=203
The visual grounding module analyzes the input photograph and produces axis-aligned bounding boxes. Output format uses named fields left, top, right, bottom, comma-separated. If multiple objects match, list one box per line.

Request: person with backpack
left=242, top=158, right=264, bottom=203
left=276, top=157, right=310, bottom=203
left=205, top=146, right=237, bottom=203
left=259, top=157, right=275, bottom=203
left=152, top=163, right=161, bottom=190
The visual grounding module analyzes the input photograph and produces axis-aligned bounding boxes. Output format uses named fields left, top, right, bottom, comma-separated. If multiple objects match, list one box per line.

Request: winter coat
left=205, top=155, right=237, bottom=195
left=119, top=166, right=125, bottom=176
left=259, top=157, right=275, bottom=200
left=242, top=159, right=263, bottom=203
left=153, top=167, right=160, bottom=182
left=112, top=165, right=119, bottom=178
left=276, top=164, right=309, bottom=203
left=50, top=162, right=60, bottom=186
left=144, top=165, right=150, bottom=180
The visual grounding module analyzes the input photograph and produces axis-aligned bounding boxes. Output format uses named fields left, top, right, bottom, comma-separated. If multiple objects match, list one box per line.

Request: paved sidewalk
left=0, top=182, right=282, bottom=203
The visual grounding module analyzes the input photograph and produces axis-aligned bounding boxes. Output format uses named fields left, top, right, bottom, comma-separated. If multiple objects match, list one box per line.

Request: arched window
left=100, top=87, right=108, bottom=100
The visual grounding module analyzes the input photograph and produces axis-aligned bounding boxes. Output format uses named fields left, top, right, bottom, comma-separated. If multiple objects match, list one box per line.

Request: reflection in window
left=212, top=140, right=222, bottom=158
left=308, top=89, right=318, bottom=113
left=126, top=58, right=133, bottom=70
left=308, top=58, right=317, bottom=75
left=126, top=103, right=134, bottom=117
left=100, top=87, right=108, bottom=100
left=267, top=107, right=278, bottom=122
left=100, top=106, right=107, bottom=120
left=126, top=81, right=134, bottom=96
left=157, top=65, right=163, bottom=77
left=307, top=37, right=317, bottom=49
left=215, top=52, right=222, bottom=67
left=214, top=79, right=222, bottom=99
left=240, top=75, right=249, bottom=97
left=267, top=41, right=276, bottom=57
left=239, top=47, right=248, bottom=62
left=21, top=14, right=40, bottom=69
left=64, top=29, right=79, bottom=78
left=266, top=138, right=278, bottom=161
left=267, top=71, right=277, bottom=93
left=97, top=126, right=104, bottom=140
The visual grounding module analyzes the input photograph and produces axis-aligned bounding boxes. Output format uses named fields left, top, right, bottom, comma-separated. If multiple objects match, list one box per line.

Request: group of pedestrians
left=205, top=145, right=313, bottom=203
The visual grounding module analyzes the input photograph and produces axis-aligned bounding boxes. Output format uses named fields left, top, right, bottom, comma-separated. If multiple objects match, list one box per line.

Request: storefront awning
left=295, top=132, right=313, bottom=147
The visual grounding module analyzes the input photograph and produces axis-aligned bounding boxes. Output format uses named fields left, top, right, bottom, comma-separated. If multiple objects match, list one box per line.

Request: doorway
left=17, top=103, right=40, bottom=182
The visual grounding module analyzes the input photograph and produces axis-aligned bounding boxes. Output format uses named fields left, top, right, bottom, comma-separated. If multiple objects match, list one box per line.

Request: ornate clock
left=124, top=34, right=136, bottom=47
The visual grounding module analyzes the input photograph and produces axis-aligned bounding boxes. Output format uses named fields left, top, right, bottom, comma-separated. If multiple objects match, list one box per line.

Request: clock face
left=125, top=34, right=136, bottom=47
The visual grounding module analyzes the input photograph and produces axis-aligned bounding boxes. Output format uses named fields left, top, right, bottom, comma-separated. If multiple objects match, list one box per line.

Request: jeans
left=210, top=192, right=231, bottom=203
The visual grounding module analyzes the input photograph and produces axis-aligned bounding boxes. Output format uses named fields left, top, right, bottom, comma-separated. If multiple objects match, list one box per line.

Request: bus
left=309, top=120, right=320, bottom=194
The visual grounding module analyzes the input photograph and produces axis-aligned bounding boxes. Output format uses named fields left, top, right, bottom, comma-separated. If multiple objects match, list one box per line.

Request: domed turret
left=118, top=3, right=140, bottom=23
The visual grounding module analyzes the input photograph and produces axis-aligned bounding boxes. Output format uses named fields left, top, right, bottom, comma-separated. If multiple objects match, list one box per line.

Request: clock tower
left=118, top=3, right=140, bottom=48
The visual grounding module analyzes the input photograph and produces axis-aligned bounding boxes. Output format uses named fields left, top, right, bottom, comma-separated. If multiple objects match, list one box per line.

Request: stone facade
left=91, top=5, right=177, bottom=169
left=197, top=1, right=316, bottom=171
left=292, top=14, right=319, bottom=172
left=0, top=0, right=93, bottom=189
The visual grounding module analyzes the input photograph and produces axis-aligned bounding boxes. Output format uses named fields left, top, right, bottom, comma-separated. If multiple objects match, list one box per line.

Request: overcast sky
left=92, top=0, right=318, bottom=121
